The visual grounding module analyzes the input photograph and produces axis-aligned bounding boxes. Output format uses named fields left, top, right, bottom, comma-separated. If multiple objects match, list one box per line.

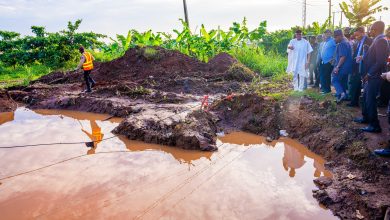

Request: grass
left=231, top=47, right=287, bottom=77
left=0, top=64, right=53, bottom=88
left=290, top=88, right=334, bottom=102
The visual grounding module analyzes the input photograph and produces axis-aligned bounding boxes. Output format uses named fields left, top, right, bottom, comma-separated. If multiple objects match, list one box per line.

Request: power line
left=328, top=0, right=332, bottom=27
left=0, top=136, right=117, bottom=149
left=183, top=0, right=190, bottom=28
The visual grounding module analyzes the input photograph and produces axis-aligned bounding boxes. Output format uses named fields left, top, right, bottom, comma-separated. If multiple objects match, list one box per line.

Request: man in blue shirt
left=354, top=21, right=389, bottom=133
left=348, top=27, right=372, bottom=107
left=318, top=29, right=336, bottom=94
left=332, top=29, right=353, bottom=103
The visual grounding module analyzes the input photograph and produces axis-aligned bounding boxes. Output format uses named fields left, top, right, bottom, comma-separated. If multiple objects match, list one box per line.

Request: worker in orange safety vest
left=75, top=46, right=95, bottom=93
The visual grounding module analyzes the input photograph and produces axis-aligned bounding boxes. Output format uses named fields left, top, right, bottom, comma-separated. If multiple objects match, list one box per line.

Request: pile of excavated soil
left=34, top=47, right=250, bottom=95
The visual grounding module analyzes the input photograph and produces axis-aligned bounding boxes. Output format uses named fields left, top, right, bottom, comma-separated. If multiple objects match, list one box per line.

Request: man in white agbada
left=287, top=30, right=313, bottom=91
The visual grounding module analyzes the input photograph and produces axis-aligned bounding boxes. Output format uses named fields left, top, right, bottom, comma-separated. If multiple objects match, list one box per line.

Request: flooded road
left=0, top=108, right=336, bottom=220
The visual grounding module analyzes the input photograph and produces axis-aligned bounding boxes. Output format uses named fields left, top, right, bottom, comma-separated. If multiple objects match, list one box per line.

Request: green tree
left=340, top=0, right=388, bottom=26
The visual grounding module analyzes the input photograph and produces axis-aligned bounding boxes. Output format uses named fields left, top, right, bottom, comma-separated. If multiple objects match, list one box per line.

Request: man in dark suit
left=348, top=27, right=373, bottom=107
left=354, top=21, right=389, bottom=133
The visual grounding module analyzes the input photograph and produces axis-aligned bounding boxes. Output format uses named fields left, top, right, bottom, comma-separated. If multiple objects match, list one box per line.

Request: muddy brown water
left=0, top=108, right=336, bottom=220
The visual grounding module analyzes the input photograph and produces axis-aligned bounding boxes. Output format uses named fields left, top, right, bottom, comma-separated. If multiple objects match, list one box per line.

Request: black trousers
left=379, top=81, right=390, bottom=106
left=348, top=72, right=362, bottom=106
left=319, top=62, right=333, bottom=93
left=314, top=63, right=320, bottom=87
left=362, top=76, right=383, bottom=129
left=83, top=70, right=95, bottom=91
left=309, top=63, right=319, bottom=85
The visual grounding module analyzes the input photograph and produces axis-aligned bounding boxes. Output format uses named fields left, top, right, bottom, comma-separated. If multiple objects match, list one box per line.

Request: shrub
left=142, top=47, right=160, bottom=61
left=225, top=62, right=255, bottom=82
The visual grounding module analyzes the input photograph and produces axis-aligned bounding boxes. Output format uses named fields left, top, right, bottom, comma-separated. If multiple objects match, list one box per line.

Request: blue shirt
left=335, top=38, right=353, bottom=76
left=319, top=37, right=336, bottom=64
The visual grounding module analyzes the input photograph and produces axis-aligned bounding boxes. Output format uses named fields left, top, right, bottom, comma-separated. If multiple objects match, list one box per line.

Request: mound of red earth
left=34, top=47, right=253, bottom=95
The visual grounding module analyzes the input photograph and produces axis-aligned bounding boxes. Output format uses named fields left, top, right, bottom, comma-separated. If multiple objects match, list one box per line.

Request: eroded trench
left=0, top=108, right=336, bottom=219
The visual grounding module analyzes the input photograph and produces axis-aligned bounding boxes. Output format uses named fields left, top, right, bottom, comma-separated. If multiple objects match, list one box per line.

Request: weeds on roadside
left=290, top=88, right=333, bottom=102
left=0, top=64, right=52, bottom=88
left=231, top=47, right=287, bottom=77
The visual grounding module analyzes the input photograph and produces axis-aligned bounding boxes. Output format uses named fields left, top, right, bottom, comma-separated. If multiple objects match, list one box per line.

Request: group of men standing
left=287, top=21, right=390, bottom=157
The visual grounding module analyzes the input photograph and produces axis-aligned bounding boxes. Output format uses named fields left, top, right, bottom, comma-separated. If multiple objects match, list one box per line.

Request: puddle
left=0, top=108, right=336, bottom=219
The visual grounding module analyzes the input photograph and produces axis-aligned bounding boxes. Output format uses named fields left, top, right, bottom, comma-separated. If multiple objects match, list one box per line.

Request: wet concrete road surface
left=0, top=108, right=336, bottom=219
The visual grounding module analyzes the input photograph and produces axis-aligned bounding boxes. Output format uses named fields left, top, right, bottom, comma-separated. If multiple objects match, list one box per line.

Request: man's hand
left=333, top=67, right=339, bottom=75
left=288, top=45, right=294, bottom=50
left=355, top=56, right=363, bottom=63
left=382, top=72, right=390, bottom=82
left=363, top=75, right=369, bottom=83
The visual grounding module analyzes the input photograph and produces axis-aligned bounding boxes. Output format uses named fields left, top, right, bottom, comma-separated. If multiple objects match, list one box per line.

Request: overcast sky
left=1, top=0, right=389, bottom=38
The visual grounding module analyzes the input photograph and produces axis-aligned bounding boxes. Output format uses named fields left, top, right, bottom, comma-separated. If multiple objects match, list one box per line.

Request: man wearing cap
left=354, top=21, right=389, bottom=133
left=287, top=30, right=313, bottom=91
left=332, top=29, right=353, bottom=103
left=348, top=27, right=373, bottom=107
left=318, top=29, right=337, bottom=94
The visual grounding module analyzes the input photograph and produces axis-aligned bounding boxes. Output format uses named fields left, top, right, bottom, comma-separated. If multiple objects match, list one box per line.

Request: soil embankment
left=2, top=47, right=389, bottom=219
left=0, top=90, right=17, bottom=112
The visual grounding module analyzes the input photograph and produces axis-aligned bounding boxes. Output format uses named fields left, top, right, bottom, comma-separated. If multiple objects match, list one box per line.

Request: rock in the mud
left=319, top=100, right=331, bottom=109
left=113, top=107, right=218, bottom=151
left=314, top=176, right=333, bottom=189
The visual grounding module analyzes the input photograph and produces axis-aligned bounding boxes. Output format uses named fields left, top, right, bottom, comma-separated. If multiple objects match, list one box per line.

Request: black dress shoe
left=354, top=118, right=368, bottom=124
left=361, top=126, right=382, bottom=133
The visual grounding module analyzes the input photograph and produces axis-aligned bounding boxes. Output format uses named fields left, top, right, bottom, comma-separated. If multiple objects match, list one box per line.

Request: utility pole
left=333, top=12, right=335, bottom=29
left=340, top=11, right=343, bottom=27
left=328, top=0, right=332, bottom=27
left=183, top=0, right=190, bottom=28
left=302, top=0, right=307, bottom=28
